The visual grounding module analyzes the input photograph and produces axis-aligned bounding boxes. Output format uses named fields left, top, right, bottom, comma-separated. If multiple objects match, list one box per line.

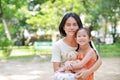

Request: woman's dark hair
left=59, top=12, right=83, bottom=36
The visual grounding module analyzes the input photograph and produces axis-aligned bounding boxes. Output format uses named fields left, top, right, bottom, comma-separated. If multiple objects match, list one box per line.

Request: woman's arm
left=88, top=41, right=102, bottom=73
left=53, top=62, right=61, bottom=72
left=88, top=41, right=102, bottom=72
left=51, top=43, right=62, bottom=72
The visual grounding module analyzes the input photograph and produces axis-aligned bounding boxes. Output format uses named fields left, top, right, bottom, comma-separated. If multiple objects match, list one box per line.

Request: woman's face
left=64, top=17, right=79, bottom=37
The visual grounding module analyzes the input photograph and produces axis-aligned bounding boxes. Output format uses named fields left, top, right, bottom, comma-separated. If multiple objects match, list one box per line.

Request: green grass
left=0, top=43, right=120, bottom=59
left=95, top=43, right=120, bottom=57
left=0, top=46, right=52, bottom=59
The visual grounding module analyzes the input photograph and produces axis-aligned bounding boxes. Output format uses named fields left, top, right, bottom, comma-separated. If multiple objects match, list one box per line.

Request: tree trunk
left=0, top=0, right=11, bottom=40
left=1, top=17, right=11, bottom=40
left=112, top=24, right=117, bottom=43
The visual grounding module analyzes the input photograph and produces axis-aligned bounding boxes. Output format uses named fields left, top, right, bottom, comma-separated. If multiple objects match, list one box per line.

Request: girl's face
left=64, top=17, right=79, bottom=37
left=76, top=29, right=91, bottom=46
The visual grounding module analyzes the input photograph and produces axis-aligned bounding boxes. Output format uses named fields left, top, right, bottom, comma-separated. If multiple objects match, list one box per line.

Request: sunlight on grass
left=0, top=43, right=120, bottom=59
left=0, top=46, right=52, bottom=59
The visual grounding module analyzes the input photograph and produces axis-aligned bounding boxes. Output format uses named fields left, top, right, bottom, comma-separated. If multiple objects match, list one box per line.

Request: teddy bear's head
left=66, top=51, right=78, bottom=61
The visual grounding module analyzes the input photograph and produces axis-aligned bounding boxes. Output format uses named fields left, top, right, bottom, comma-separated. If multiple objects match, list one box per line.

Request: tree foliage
left=0, top=0, right=120, bottom=43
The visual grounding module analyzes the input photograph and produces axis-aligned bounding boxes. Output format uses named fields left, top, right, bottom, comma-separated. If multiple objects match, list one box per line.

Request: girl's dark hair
left=75, top=28, right=93, bottom=51
left=59, top=12, right=83, bottom=36
left=75, top=28, right=91, bottom=38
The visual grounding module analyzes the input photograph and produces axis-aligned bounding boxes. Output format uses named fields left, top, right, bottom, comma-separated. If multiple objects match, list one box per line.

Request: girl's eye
left=83, top=35, right=86, bottom=37
left=77, top=35, right=81, bottom=37
left=77, top=35, right=87, bottom=37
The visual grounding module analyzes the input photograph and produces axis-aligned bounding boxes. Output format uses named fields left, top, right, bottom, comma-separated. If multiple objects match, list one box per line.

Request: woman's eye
left=66, top=23, right=71, bottom=26
left=73, top=23, right=77, bottom=26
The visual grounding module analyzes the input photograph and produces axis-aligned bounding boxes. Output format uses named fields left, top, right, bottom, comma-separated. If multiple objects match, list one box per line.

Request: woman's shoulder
left=52, top=39, right=66, bottom=51
left=53, top=39, right=64, bottom=46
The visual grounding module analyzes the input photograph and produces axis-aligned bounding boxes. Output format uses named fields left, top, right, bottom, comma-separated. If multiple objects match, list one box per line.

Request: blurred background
left=0, top=0, right=120, bottom=58
left=0, top=0, right=120, bottom=80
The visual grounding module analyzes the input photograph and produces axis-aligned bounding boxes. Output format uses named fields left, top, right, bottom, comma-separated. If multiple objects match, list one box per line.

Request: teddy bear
left=66, top=50, right=78, bottom=61
left=58, top=51, right=81, bottom=73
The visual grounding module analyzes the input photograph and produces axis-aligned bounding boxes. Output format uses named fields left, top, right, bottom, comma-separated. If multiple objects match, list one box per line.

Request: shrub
left=0, top=37, right=13, bottom=56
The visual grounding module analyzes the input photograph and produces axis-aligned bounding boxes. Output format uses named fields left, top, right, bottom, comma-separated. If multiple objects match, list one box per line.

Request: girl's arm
left=75, top=55, right=102, bottom=79
left=85, top=55, right=102, bottom=73
left=75, top=41, right=102, bottom=79
left=71, top=49, right=94, bottom=70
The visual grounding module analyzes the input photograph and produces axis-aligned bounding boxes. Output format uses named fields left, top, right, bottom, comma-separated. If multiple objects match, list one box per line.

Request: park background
left=0, top=0, right=120, bottom=80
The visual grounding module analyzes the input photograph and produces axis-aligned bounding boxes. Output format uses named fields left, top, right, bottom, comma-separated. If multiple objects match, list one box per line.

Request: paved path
left=0, top=57, right=120, bottom=80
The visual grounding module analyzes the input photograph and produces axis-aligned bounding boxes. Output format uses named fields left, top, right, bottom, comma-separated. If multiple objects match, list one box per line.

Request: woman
left=51, top=12, right=102, bottom=80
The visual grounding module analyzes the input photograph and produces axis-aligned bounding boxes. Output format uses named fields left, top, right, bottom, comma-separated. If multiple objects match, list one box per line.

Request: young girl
left=71, top=28, right=97, bottom=80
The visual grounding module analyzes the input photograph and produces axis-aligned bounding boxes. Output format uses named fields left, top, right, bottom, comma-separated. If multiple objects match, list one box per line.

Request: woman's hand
left=64, top=61, right=73, bottom=71
left=75, top=68, right=90, bottom=80
left=57, top=67, right=65, bottom=72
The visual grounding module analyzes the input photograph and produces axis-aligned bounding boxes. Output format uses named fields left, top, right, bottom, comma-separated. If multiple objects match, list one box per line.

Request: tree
left=0, top=0, right=11, bottom=40
left=26, top=0, right=85, bottom=31
left=82, top=0, right=120, bottom=43
left=0, top=0, right=28, bottom=40
left=98, top=0, right=120, bottom=43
